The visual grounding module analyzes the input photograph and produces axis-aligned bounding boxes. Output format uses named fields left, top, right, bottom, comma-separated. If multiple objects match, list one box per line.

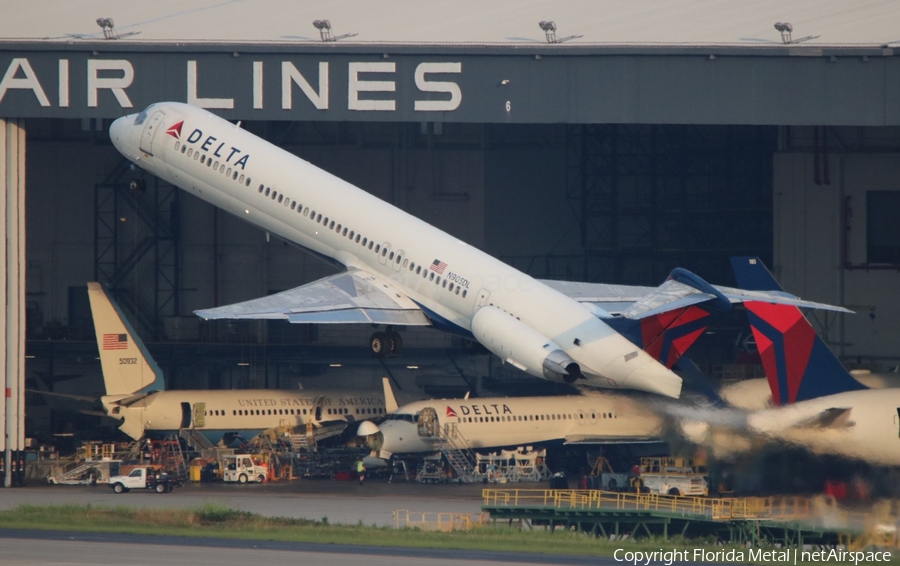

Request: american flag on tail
left=103, top=333, right=128, bottom=350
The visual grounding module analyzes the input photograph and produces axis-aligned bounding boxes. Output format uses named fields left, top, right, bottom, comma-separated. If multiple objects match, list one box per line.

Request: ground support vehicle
left=108, top=467, right=181, bottom=494
left=222, top=454, right=268, bottom=483
left=636, top=457, right=708, bottom=496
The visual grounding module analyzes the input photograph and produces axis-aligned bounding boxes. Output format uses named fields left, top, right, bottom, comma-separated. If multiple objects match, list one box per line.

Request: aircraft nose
left=356, top=421, right=380, bottom=436
left=109, top=115, right=134, bottom=154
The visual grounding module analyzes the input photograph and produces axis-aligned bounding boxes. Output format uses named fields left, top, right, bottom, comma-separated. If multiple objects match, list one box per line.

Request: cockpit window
left=134, top=104, right=155, bottom=126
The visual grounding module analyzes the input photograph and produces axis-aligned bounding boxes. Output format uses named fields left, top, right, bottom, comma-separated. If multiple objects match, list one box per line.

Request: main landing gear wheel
left=370, top=332, right=389, bottom=357
left=370, top=329, right=403, bottom=357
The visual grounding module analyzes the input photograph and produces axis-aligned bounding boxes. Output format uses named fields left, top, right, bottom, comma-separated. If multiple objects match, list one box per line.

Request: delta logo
left=183, top=127, right=251, bottom=170
left=165, top=121, right=184, bottom=140
left=446, top=407, right=458, bottom=418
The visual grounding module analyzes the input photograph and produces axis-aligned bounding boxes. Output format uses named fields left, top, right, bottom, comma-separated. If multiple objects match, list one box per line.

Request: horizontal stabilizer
left=794, top=407, right=854, bottom=429
left=196, top=268, right=431, bottom=326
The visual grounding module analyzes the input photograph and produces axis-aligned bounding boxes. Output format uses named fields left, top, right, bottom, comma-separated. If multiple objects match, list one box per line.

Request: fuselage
left=373, top=394, right=663, bottom=456
left=746, top=389, right=900, bottom=466
left=109, top=102, right=682, bottom=398
left=103, top=388, right=385, bottom=444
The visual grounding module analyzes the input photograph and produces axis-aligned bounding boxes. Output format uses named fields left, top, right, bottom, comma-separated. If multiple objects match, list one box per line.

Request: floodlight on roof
left=774, top=21, right=818, bottom=44
left=95, top=17, right=140, bottom=40
left=538, top=21, right=581, bottom=44
left=312, top=19, right=358, bottom=42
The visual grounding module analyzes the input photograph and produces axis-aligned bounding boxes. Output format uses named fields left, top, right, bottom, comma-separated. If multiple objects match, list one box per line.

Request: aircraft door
left=473, top=289, right=490, bottom=314
left=378, top=242, right=391, bottom=265
left=313, top=396, right=327, bottom=423
left=193, top=403, right=206, bottom=428
left=180, top=402, right=191, bottom=429
left=417, top=407, right=440, bottom=437
left=139, top=111, right=165, bottom=156
left=392, top=249, right=405, bottom=272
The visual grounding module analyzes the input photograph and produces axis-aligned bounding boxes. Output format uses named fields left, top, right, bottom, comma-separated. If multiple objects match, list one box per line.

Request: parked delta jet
left=110, top=103, right=845, bottom=399
left=88, top=282, right=385, bottom=443
left=683, top=258, right=900, bottom=466
left=357, top=379, right=664, bottom=460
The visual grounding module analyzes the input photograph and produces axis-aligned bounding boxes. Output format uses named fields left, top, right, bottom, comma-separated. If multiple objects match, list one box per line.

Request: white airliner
left=109, top=103, right=845, bottom=399
left=87, top=282, right=385, bottom=443
left=358, top=379, right=663, bottom=459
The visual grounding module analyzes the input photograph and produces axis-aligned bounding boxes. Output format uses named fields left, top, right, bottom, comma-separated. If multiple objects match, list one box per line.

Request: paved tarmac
left=0, top=530, right=608, bottom=566
left=1, top=478, right=494, bottom=527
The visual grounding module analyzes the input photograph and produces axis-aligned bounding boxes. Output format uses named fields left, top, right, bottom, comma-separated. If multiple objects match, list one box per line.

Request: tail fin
left=730, top=258, right=864, bottom=405
left=381, top=377, right=399, bottom=413
left=730, top=256, right=784, bottom=292
left=87, top=282, right=165, bottom=396
left=606, top=306, right=711, bottom=369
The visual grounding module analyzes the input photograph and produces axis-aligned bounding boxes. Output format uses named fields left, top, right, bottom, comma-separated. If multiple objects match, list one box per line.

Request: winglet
left=382, top=377, right=399, bottom=413
left=87, top=282, right=165, bottom=396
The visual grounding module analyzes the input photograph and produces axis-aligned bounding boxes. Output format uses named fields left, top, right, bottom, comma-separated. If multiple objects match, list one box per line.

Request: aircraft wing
left=540, top=278, right=852, bottom=320
left=195, top=268, right=431, bottom=326
left=563, top=435, right=662, bottom=445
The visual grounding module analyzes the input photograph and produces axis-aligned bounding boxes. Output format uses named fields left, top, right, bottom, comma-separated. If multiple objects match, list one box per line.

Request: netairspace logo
left=613, top=548, right=892, bottom=565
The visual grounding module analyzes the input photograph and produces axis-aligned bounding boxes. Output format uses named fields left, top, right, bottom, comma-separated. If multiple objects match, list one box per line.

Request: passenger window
left=246, top=178, right=251, bottom=187
left=375, top=244, right=381, bottom=253
left=324, top=217, right=329, bottom=225
left=181, top=145, right=187, bottom=154
left=463, top=290, right=468, bottom=298
left=416, top=266, right=421, bottom=275
left=278, top=194, right=283, bottom=203
left=343, top=228, right=348, bottom=236
left=200, top=155, right=205, bottom=164
left=329, top=221, right=335, bottom=229
left=303, top=208, right=309, bottom=216
left=213, top=160, right=218, bottom=168
left=382, top=248, right=388, bottom=257
left=455, top=287, right=461, bottom=295
left=265, top=187, right=270, bottom=196
left=389, top=252, right=395, bottom=260
left=175, top=142, right=181, bottom=151
left=226, top=167, right=232, bottom=176
left=442, top=279, right=447, bottom=288
left=449, top=282, right=454, bottom=291
left=233, top=171, right=239, bottom=180
left=317, top=214, right=322, bottom=222
left=207, top=159, right=212, bottom=167
left=187, top=148, right=193, bottom=157
left=239, top=174, right=245, bottom=183
left=429, top=273, right=435, bottom=281
left=194, top=151, right=199, bottom=160
left=291, top=202, right=296, bottom=210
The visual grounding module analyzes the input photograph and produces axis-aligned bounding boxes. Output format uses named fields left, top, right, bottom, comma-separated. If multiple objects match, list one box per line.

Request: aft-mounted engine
left=471, top=306, right=584, bottom=383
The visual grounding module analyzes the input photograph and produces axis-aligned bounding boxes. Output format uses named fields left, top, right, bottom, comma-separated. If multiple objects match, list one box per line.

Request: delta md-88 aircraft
left=110, top=103, right=844, bottom=399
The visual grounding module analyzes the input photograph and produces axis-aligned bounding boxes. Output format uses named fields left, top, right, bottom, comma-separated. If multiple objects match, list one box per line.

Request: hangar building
left=2, top=1, right=900, bottom=476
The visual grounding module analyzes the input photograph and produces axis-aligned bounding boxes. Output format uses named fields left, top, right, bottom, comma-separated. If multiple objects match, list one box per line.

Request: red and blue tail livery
left=732, top=257, right=864, bottom=405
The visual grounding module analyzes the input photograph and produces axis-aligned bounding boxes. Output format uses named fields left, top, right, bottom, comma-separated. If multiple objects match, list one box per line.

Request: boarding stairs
left=437, top=424, right=480, bottom=483
left=179, top=428, right=215, bottom=451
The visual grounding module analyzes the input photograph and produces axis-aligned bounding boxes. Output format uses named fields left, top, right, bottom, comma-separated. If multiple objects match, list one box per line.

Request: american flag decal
left=103, top=333, right=128, bottom=350
left=430, top=259, right=448, bottom=274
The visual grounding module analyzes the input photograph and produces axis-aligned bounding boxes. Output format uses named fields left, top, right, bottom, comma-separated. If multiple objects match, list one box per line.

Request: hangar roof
left=2, top=0, right=899, bottom=48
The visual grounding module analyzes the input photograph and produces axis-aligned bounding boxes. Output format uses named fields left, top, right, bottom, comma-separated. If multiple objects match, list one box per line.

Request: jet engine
left=471, top=306, right=584, bottom=384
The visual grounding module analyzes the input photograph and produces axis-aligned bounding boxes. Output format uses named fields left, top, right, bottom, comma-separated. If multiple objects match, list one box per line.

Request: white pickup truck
left=108, top=467, right=181, bottom=494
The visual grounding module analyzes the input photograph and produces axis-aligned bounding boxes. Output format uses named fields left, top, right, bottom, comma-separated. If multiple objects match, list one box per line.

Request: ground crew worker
left=357, top=459, right=366, bottom=485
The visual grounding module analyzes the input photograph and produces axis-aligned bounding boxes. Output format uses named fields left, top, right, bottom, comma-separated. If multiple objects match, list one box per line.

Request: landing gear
left=370, top=327, right=403, bottom=357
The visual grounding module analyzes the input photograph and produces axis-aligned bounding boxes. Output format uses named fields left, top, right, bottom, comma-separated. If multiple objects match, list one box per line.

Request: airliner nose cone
left=357, top=421, right=380, bottom=436
left=109, top=116, right=130, bottom=152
